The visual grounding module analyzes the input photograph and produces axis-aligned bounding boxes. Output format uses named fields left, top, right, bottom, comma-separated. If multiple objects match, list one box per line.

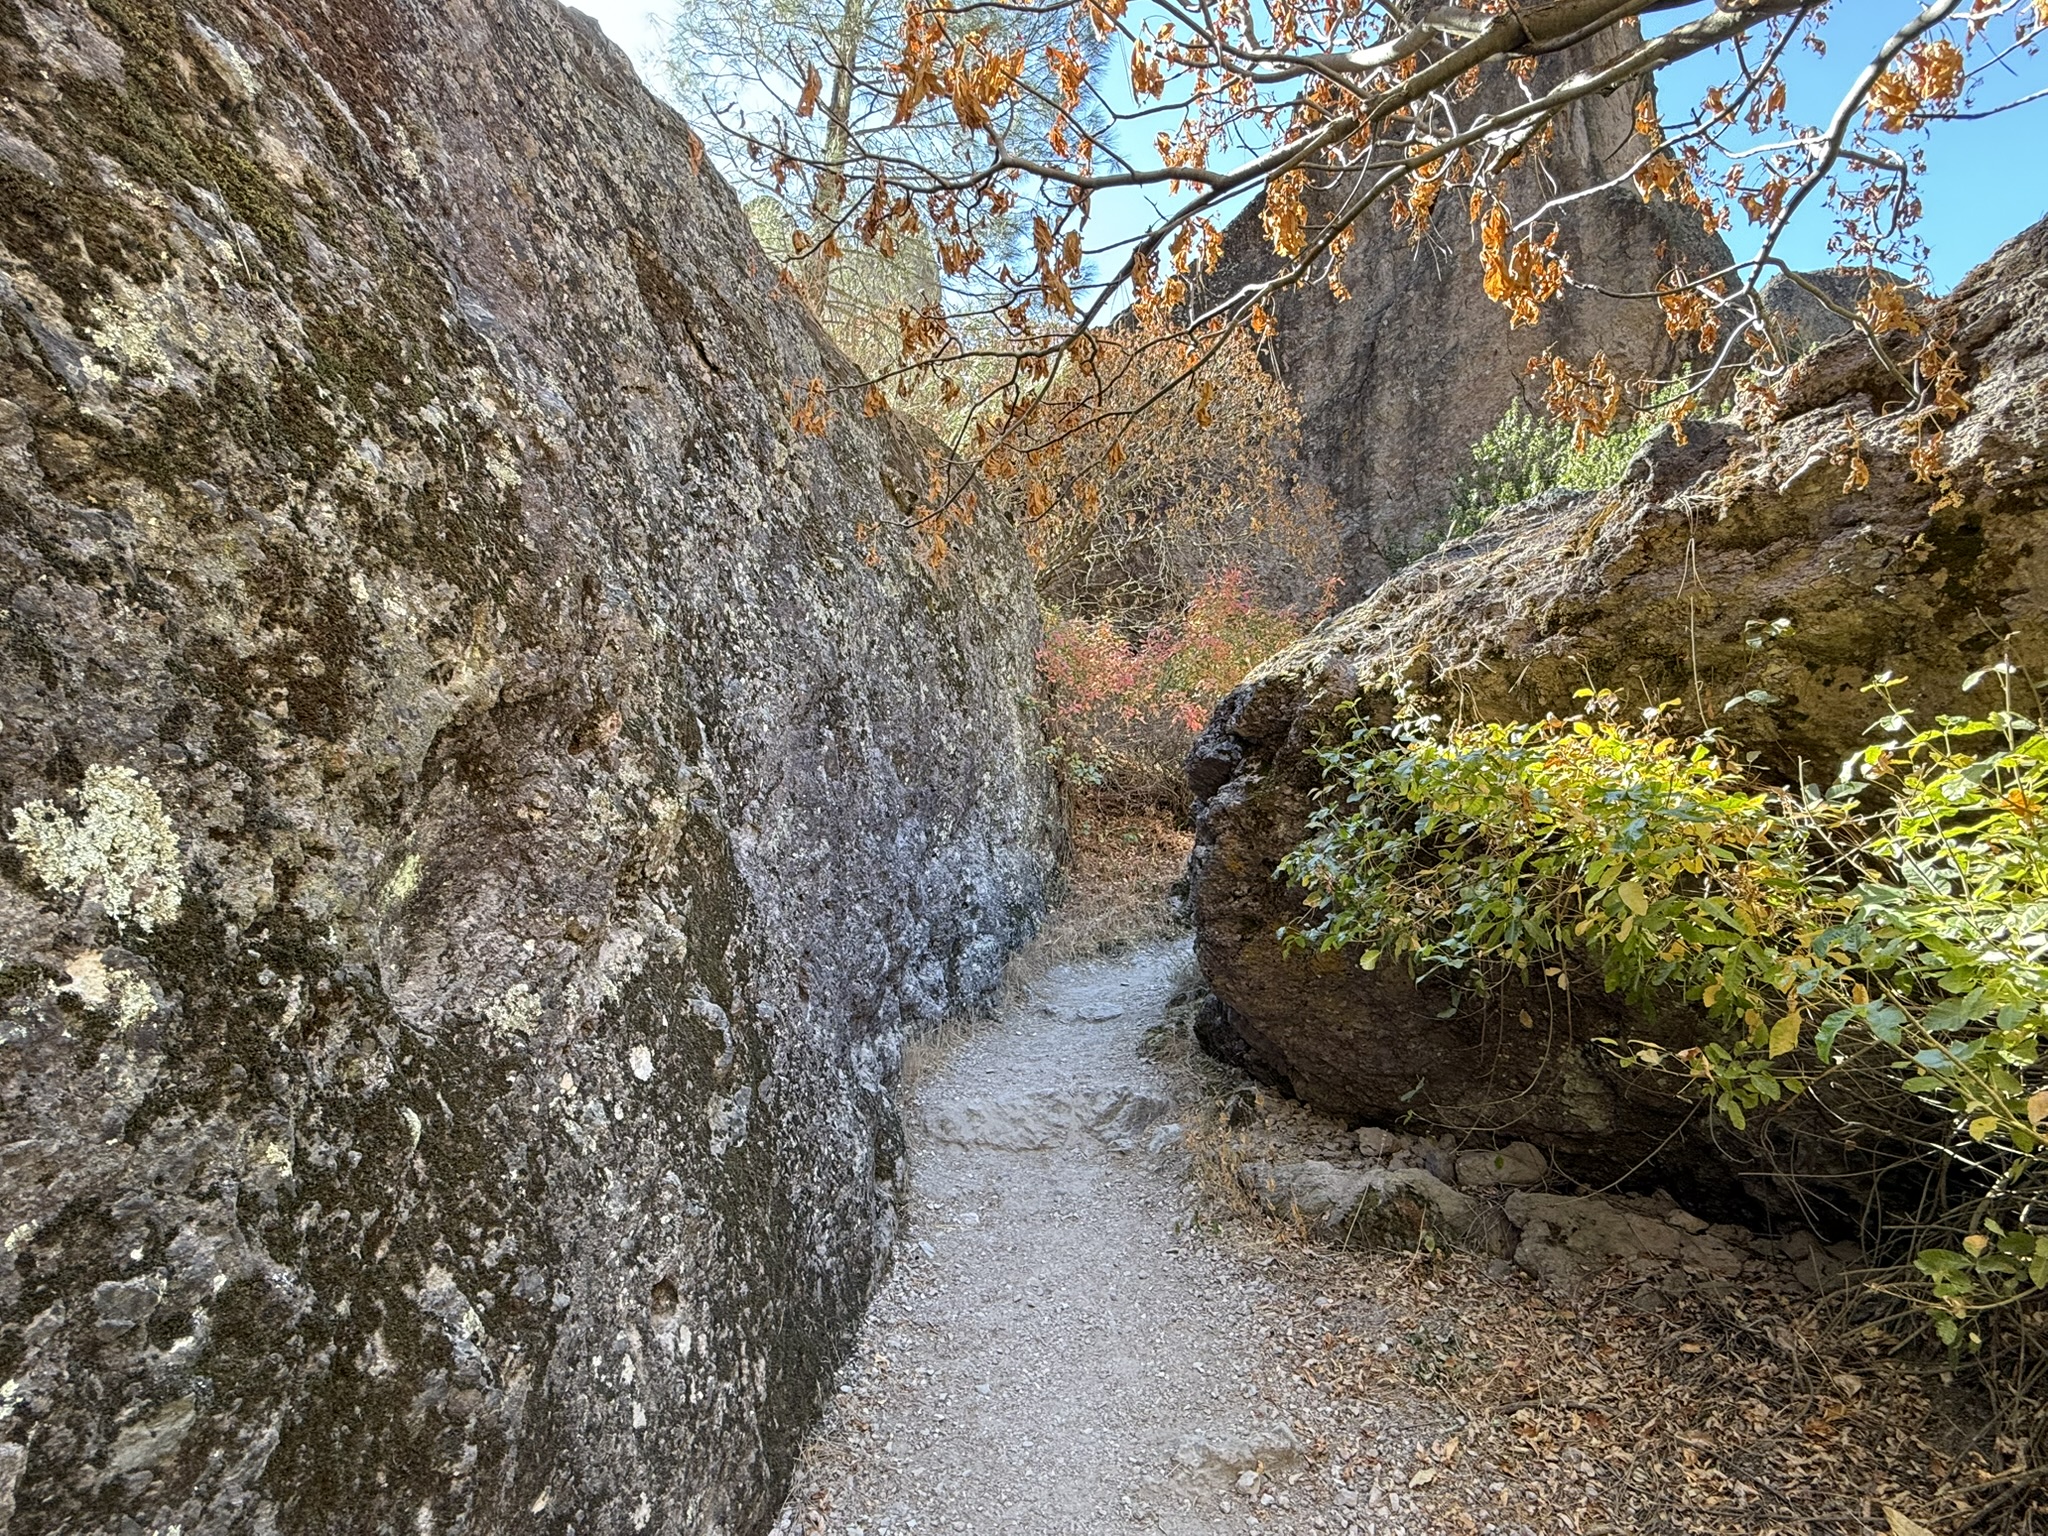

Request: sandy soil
left=769, top=938, right=2016, bottom=1536
left=769, top=941, right=1460, bottom=1536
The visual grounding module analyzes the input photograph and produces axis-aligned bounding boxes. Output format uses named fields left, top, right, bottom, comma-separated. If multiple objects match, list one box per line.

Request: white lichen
left=705, top=1086, right=752, bottom=1156
left=594, top=927, right=646, bottom=1006
left=57, top=951, right=158, bottom=1029
left=278, top=975, right=305, bottom=1031
left=9, top=766, right=183, bottom=932
left=484, top=982, right=542, bottom=1039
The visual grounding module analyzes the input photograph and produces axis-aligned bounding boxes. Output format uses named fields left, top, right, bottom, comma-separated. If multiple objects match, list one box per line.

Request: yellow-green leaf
left=1618, top=880, right=1649, bottom=916
left=1968, top=1115, right=2000, bottom=1142
left=1768, top=1012, right=1800, bottom=1058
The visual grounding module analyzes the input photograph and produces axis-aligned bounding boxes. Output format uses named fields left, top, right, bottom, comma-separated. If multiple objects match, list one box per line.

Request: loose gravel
left=770, top=941, right=1453, bottom=1536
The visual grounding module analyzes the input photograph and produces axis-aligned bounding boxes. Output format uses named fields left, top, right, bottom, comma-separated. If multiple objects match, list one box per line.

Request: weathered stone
left=1506, top=1193, right=1683, bottom=1296
left=1352, top=1167, right=1515, bottom=1257
left=1189, top=216, right=2048, bottom=1179
left=1506, top=1193, right=1752, bottom=1297
left=1203, top=26, right=1733, bottom=588
left=1455, top=1143, right=1549, bottom=1191
left=1238, top=1160, right=1514, bottom=1257
left=1353, top=1126, right=1402, bottom=1161
left=1239, top=1157, right=1369, bottom=1227
left=1095, top=1087, right=1174, bottom=1152
left=0, top=2, right=1054, bottom=1532
left=1171, top=1423, right=1304, bottom=1485
left=921, top=1086, right=1173, bottom=1152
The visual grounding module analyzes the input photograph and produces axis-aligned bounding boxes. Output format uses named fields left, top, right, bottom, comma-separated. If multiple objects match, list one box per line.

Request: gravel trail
left=771, top=941, right=1396, bottom=1536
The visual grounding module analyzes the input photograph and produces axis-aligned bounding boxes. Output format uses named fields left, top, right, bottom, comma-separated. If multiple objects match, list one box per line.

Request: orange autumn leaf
left=1477, top=201, right=1567, bottom=328
left=1263, top=169, right=1309, bottom=260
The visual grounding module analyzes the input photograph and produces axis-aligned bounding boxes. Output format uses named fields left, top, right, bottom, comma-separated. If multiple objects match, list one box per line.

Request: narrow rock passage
left=773, top=941, right=1391, bottom=1536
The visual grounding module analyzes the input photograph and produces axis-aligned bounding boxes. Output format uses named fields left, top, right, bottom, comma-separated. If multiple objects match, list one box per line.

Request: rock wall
left=1187, top=216, right=2048, bottom=1178
left=0, top=2, right=1055, bottom=1532
left=1205, top=28, right=1732, bottom=590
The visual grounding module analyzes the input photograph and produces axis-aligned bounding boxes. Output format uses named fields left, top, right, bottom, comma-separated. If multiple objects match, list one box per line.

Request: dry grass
left=1152, top=1048, right=2040, bottom=1536
left=1001, top=801, right=1193, bottom=998
left=898, top=1011, right=986, bottom=1094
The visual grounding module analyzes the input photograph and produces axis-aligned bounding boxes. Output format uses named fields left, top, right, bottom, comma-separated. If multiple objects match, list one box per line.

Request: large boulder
left=0, top=2, right=1054, bottom=1532
left=1188, top=216, right=2048, bottom=1178
left=1203, top=24, right=1733, bottom=589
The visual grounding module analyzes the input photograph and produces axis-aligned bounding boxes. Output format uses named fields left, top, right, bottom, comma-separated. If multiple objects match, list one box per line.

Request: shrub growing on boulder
left=1279, top=673, right=2048, bottom=1341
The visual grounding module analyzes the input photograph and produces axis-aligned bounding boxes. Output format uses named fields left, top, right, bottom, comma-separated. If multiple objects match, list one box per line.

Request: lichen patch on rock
left=0, top=1, right=1055, bottom=1531
left=9, top=764, right=184, bottom=932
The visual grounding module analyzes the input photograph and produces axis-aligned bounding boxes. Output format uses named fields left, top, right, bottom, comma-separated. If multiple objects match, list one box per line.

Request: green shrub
left=1279, top=670, right=2048, bottom=1341
left=1446, top=395, right=1672, bottom=539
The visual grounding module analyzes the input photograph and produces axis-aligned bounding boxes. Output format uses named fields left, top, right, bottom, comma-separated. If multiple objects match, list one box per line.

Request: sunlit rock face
left=0, top=1, right=1055, bottom=1530
left=1188, top=216, right=2048, bottom=1186
left=1205, top=26, right=1735, bottom=592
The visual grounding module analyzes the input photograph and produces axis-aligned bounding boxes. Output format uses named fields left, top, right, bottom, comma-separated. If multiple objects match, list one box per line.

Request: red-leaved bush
left=1038, top=570, right=1329, bottom=815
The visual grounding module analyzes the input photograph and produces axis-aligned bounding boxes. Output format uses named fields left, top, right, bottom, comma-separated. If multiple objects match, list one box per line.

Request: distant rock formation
left=1761, top=265, right=1925, bottom=354
left=1203, top=27, right=1733, bottom=590
left=0, top=1, right=1053, bottom=1531
left=1186, top=215, right=2048, bottom=1183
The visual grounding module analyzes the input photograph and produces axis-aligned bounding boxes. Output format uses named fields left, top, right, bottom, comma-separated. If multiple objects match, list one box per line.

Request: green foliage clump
left=1445, top=398, right=1668, bottom=539
left=1279, top=670, right=2048, bottom=1341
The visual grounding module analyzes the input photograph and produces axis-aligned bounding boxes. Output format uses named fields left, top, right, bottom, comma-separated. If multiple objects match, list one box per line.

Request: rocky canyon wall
left=0, top=1, right=1055, bottom=1531
left=1206, top=29, right=1733, bottom=590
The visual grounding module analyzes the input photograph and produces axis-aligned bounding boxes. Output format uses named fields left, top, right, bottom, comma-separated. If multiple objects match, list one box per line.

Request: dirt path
left=768, top=938, right=2004, bottom=1536
left=769, top=941, right=1435, bottom=1536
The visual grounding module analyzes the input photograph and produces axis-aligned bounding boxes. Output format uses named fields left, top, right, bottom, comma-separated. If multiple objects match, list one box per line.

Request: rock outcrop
left=0, top=2, right=1054, bottom=1532
left=1188, top=215, right=2048, bottom=1177
left=1204, top=28, right=1733, bottom=590
left=1236, top=1158, right=1516, bottom=1258
left=1226, top=1085, right=1858, bottom=1302
left=1761, top=266, right=1924, bottom=355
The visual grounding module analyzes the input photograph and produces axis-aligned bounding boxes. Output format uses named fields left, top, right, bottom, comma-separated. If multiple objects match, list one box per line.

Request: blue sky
left=572, top=1, right=667, bottom=77
left=576, top=0, right=2048, bottom=293
left=1647, top=7, right=2048, bottom=289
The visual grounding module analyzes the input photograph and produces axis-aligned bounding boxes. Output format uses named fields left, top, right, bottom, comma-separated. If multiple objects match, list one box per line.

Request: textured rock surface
left=1454, top=1143, right=1547, bottom=1191
left=0, top=1, right=1054, bottom=1532
left=1221, top=1082, right=1829, bottom=1303
left=1237, top=1160, right=1515, bottom=1258
left=1205, top=27, right=1733, bottom=589
left=1761, top=266, right=1923, bottom=355
left=1505, top=1192, right=1750, bottom=1299
left=1188, top=216, right=2048, bottom=1174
